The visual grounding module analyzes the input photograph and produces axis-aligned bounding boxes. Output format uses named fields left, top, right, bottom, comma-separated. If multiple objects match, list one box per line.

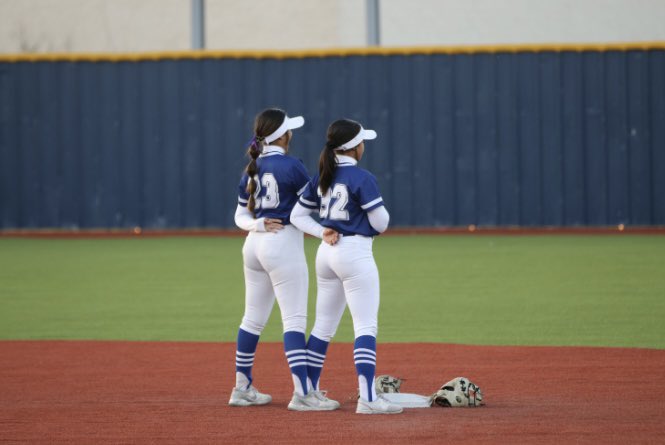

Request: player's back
left=238, top=147, right=310, bottom=224
left=310, top=162, right=384, bottom=237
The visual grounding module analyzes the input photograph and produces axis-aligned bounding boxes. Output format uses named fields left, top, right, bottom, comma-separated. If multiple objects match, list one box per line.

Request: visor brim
left=361, top=129, right=377, bottom=140
left=338, top=126, right=378, bottom=150
left=286, top=116, right=305, bottom=130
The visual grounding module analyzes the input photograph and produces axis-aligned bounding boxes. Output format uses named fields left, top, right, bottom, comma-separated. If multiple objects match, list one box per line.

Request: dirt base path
left=1, top=341, right=663, bottom=444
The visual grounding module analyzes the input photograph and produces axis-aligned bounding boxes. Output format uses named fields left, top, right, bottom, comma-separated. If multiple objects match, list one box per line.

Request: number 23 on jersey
left=251, top=173, right=280, bottom=210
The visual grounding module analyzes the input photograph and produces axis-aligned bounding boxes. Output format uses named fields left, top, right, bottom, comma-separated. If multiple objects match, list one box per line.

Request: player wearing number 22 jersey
left=298, top=161, right=384, bottom=237
left=229, top=108, right=339, bottom=412
left=291, top=118, right=402, bottom=414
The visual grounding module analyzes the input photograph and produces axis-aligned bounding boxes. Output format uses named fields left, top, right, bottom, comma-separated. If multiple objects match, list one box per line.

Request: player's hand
left=264, top=218, right=284, bottom=233
left=323, top=228, right=339, bottom=245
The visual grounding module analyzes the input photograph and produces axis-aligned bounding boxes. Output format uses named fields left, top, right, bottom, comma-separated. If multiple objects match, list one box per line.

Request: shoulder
left=358, top=167, right=377, bottom=179
left=302, top=174, right=320, bottom=193
left=308, top=174, right=320, bottom=185
left=268, top=155, right=303, bottom=170
left=283, top=155, right=307, bottom=168
left=262, top=155, right=300, bottom=171
left=347, top=166, right=378, bottom=183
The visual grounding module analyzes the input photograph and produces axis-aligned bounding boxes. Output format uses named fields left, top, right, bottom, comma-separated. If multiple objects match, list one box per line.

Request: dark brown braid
left=245, top=108, right=285, bottom=216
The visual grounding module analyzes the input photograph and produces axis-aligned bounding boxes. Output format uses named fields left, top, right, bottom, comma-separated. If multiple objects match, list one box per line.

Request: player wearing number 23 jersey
left=291, top=118, right=402, bottom=415
left=229, top=108, right=340, bottom=412
left=236, top=146, right=309, bottom=225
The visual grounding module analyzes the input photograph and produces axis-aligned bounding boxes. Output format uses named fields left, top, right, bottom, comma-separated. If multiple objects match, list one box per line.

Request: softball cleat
left=228, top=385, right=272, bottom=406
left=288, top=390, right=340, bottom=411
left=310, top=390, right=341, bottom=410
left=356, top=395, right=403, bottom=414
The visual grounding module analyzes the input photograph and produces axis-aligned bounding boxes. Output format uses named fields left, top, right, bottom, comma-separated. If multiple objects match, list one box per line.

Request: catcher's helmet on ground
left=430, top=377, right=484, bottom=407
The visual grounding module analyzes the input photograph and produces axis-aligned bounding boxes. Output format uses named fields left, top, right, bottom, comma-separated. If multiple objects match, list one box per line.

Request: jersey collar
left=260, top=145, right=286, bottom=157
left=335, top=154, right=357, bottom=166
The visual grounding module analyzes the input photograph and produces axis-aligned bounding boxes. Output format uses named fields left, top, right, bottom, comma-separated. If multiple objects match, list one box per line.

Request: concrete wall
left=205, top=0, right=366, bottom=50
left=0, top=0, right=365, bottom=53
left=0, top=0, right=190, bottom=53
left=1, top=0, right=664, bottom=54
left=381, top=0, right=665, bottom=46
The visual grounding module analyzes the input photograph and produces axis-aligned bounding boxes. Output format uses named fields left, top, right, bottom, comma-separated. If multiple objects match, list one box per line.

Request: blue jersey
left=237, top=147, right=310, bottom=225
left=298, top=159, right=385, bottom=237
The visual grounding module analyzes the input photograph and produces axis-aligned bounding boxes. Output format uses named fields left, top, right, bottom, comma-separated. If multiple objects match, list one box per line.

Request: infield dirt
left=1, top=341, right=663, bottom=444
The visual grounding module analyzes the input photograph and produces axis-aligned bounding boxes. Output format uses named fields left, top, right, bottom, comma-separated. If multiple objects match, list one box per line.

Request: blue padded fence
left=1, top=49, right=664, bottom=229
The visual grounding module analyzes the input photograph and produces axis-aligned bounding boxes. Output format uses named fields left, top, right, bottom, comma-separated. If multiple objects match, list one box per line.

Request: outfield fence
left=1, top=44, right=664, bottom=229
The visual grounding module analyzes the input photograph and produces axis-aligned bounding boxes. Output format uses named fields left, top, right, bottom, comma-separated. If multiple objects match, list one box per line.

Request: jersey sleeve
left=357, top=172, right=384, bottom=212
left=291, top=160, right=311, bottom=196
left=298, top=176, right=320, bottom=210
left=237, top=174, right=250, bottom=207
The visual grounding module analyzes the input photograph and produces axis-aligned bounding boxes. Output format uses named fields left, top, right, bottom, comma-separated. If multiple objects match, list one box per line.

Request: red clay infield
left=1, top=341, right=663, bottom=444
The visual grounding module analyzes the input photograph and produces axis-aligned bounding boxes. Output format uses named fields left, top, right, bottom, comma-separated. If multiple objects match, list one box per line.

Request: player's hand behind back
left=263, top=218, right=284, bottom=233
left=323, top=228, right=339, bottom=245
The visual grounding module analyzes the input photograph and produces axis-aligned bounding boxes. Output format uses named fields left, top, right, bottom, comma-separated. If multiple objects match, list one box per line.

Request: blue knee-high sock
left=354, top=335, right=377, bottom=402
left=284, top=331, right=308, bottom=396
left=306, top=335, right=329, bottom=391
left=235, top=328, right=260, bottom=389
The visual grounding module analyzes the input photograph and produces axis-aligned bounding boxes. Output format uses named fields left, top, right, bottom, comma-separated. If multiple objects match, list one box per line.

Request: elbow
left=373, top=217, right=390, bottom=234
left=233, top=211, right=244, bottom=230
left=234, top=205, right=254, bottom=231
left=290, top=216, right=304, bottom=232
left=233, top=217, right=243, bottom=230
left=288, top=211, right=298, bottom=230
left=373, top=209, right=390, bottom=233
left=289, top=204, right=306, bottom=230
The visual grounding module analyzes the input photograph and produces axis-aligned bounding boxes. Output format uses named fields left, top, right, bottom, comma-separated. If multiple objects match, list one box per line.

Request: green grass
left=0, top=235, right=664, bottom=348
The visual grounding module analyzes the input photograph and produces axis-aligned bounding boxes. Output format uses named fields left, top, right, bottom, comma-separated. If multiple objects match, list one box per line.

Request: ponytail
left=318, top=141, right=337, bottom=195
left=319, top=119, right=361, bottom=194
left=245, top=136, right=265, bottom=216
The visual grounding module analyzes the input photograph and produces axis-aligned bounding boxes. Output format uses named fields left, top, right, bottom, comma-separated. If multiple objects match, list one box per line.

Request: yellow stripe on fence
left=1, top=42, right=664, bottom=63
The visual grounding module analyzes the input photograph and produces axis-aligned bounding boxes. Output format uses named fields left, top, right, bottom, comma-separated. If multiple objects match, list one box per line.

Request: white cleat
left=228, top=385, right=272, bottom=407
left=356, top=395, right=403, bottom=414
left=311, top=390, right=341, bottom=410
left=288, top=390, right=340, bottom=411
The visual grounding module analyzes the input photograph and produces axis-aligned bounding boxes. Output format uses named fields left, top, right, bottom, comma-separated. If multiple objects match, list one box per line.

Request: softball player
left=229, top=108, right=339, bottom=412
left=290, top=119, right=402, bottom=414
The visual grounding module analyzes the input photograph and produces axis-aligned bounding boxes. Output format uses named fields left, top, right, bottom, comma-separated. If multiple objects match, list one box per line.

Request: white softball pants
left=310, top=235, right=379, bottom=341
left=240, top=225, right=308, bottom=335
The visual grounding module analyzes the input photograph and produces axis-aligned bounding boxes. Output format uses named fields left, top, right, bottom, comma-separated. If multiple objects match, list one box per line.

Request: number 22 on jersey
left=319, top=184, right=349, bottom=221
left=251, top=173, right=279, bottom=209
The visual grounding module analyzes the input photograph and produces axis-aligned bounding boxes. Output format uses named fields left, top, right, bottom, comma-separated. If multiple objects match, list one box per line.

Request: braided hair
left=245, top=108, right=285, bottom=216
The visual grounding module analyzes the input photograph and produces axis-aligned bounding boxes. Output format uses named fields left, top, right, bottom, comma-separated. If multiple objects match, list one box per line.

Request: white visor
left=337, top=126, right=377, bottom=150
left=264, top=115, right=305, bottom=143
